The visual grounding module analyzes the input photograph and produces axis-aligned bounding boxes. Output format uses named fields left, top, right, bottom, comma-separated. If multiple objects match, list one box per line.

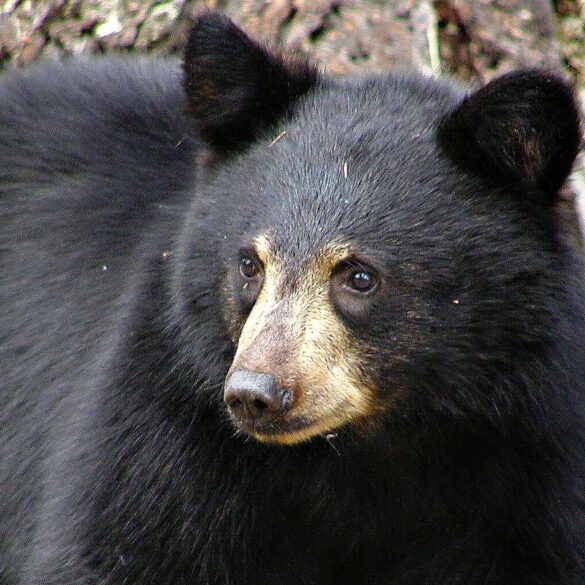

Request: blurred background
left=0, top=0, right=583, bottom=243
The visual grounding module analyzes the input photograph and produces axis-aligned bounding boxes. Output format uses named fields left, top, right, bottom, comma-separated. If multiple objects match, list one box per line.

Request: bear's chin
left=232, top=414, right=346, bottom=446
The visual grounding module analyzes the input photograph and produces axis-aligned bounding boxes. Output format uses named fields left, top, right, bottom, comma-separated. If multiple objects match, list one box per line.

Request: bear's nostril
left=252, top=398, right=268, bottom=413
left=227, top=397, right=243, bottom=409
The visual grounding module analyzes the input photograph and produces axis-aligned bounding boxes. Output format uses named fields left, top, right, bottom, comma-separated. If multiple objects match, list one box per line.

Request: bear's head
left=178, top=13, right=581, bottom=445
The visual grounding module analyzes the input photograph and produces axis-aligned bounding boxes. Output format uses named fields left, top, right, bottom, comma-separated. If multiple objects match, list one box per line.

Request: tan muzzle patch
left=227, top=236, right=376, bottom=444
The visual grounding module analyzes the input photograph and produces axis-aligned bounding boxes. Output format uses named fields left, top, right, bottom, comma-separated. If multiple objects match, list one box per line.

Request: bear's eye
left=348, top=269, right=377, bottom=293
left=236, top=250, right=264, bottom=313
left=239, top=256, right=260, bottom=279
left=339, top=261, right=379, bottom=296
left=330, top=258, right=381, bottom=317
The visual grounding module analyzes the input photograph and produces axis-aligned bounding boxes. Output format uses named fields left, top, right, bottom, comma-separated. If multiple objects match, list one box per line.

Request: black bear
left=0, top=11, right=583, bottom=585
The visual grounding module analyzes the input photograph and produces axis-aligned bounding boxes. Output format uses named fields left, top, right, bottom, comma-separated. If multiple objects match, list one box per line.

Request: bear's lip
left=232, top=412, right=309, bottom=436
left=230, top=412, right=308, bottom=438
left=232, top=414, right=341, bottom=445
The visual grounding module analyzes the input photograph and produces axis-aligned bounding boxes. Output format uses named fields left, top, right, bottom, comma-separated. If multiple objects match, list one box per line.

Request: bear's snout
left=224, top=369, right=292, bottom=428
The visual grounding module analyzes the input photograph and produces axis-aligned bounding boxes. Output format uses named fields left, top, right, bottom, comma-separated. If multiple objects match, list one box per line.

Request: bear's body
left=0, top=13, right=583, bottom=585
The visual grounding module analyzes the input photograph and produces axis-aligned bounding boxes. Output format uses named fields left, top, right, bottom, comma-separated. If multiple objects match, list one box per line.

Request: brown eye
left=348, top=270, right=377, bottom=293
left=237, top=252, right=263, bottom=313
left=239, top=256, right=259, bottom=279
left=330, top=259, right=380, bottom=318
left=342, top=264, right=379, bottom=296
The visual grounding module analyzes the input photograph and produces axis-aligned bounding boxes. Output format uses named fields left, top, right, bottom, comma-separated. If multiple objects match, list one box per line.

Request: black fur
left=0, top=12, right=583, bottom=585
left=438, top=69, right=582, bottom=198
left=183, top=12, right=318, bottom=152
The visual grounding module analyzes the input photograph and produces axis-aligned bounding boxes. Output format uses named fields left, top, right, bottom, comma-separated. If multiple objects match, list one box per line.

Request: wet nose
left=224, top=369, right=288, bottom=423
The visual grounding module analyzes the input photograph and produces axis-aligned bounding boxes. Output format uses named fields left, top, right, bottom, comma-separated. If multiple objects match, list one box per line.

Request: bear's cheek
left=291, top=306, right=378, bottom=425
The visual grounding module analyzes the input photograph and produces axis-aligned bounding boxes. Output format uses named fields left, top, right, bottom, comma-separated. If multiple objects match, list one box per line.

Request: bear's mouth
left=231, top=412, right=347, bottom=445
left=232, top=412, right=308, bottom=439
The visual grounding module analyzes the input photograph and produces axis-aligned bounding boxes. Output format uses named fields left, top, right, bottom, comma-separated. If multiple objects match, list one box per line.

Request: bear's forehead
left=292, top=75, right=460, bottom=143
left=218, top=75, right=469, bottom=263
left=244, top=77, right=460, bottom=196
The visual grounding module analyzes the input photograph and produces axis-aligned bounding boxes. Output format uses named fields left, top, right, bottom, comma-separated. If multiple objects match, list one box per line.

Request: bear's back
left=0, top=56, right=196, bottom=246
left=0, top=57, right=197, bottom=375
left=0, top=56, right=197, bottom=337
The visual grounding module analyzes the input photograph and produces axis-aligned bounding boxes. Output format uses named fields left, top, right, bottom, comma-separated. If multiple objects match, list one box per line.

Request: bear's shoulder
left=0, top=57, right=194, bottom=186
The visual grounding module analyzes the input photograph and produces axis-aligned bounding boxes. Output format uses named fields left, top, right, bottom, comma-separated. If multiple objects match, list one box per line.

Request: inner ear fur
left=183, top=12, right=319, bottom=153
left=438, top=70, right=582, bottom=201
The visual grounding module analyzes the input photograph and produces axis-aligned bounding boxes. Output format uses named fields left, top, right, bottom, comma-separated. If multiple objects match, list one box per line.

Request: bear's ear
left=438, top=70, right=581, bottom=201
left=183, top=12, right=319, bottom=153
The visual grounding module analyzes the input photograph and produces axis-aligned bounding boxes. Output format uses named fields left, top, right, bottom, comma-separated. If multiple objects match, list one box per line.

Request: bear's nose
left=224, top=369, right=288, bottom=423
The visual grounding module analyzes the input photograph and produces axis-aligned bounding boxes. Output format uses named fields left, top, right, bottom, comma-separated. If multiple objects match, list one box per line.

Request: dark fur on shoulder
left=0, top=12, right=583, bottom=585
